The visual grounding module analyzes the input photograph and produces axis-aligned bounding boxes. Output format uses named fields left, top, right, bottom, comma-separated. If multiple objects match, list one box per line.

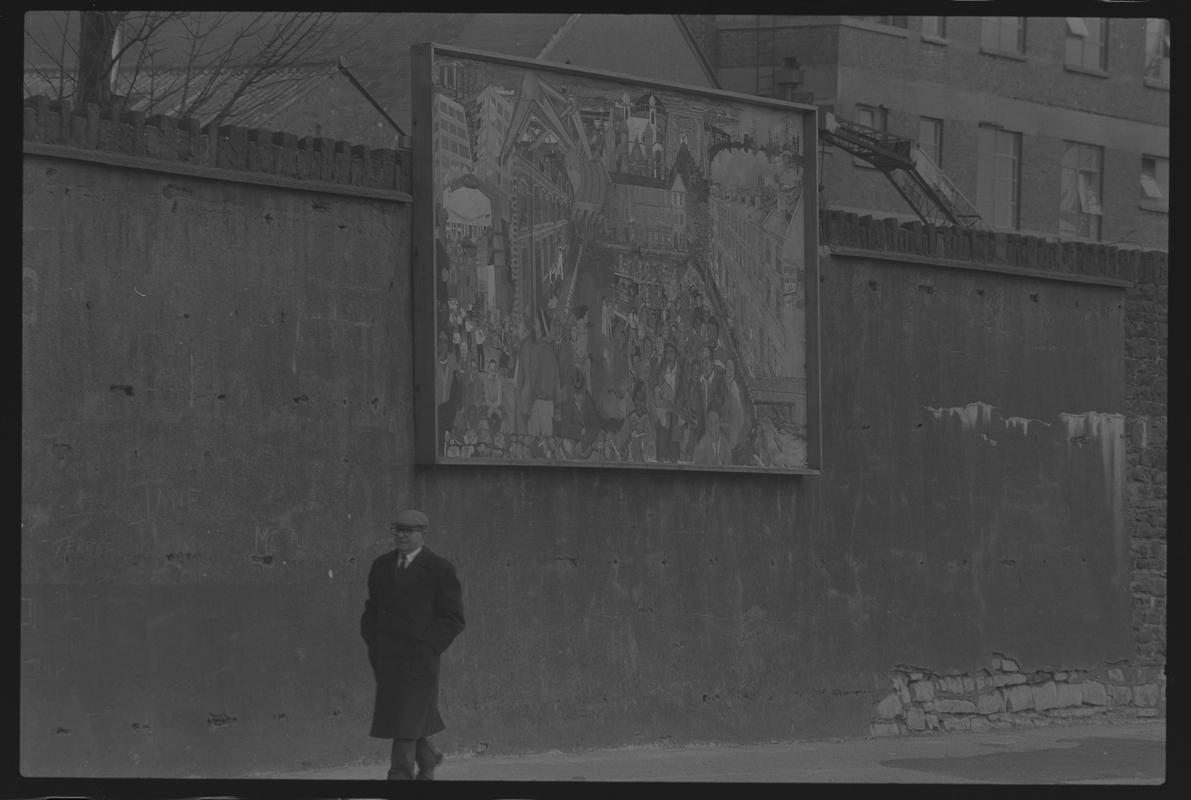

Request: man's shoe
left=415, top=752, right=444, bottom=780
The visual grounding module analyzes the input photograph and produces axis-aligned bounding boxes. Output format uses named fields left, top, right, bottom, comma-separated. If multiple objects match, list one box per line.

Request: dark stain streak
left=207, top=712, right=237, bottom=730
left=917, top=284, right=935, bottom=295
left=109, top=384, right=134, bottom=397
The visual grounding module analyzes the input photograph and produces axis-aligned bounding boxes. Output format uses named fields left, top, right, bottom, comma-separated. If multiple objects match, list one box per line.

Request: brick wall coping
left=22, top=95, right=411, bottom=199
left=21, top=97, right=1169, bottom=291
left=821, top=209, right=1168, bottom=289
left=827, top=244, right=1133, bottom=289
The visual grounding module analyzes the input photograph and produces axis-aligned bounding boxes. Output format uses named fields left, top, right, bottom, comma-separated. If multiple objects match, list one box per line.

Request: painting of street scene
left=421, top=49, right=813, bottom=471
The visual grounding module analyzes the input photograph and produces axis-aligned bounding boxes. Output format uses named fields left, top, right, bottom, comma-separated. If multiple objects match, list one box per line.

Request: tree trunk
left=76, top=11, right=119, bottom=107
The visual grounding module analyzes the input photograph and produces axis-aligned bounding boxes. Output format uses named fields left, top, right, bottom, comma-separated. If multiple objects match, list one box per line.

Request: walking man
left=361, top=508, right=465, bottom=780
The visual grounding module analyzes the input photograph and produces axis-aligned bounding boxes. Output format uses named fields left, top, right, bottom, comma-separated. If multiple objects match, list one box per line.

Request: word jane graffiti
left=426, top=53, right=811, bottom=471
left=44, top=479, right=199, bottom=566
left=128, top=478, right=199, bottom=529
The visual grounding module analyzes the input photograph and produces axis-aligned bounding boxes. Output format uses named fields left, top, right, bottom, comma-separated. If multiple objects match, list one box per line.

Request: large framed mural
left=411, top=43, right=820, bottom=473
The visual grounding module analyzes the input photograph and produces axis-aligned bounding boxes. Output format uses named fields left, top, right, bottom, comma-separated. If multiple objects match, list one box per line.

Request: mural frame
left=411, top=42, right=821, bottom=474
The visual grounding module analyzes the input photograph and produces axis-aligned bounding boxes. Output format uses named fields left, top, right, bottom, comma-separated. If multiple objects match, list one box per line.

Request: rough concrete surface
left=254, top=720, right=1164, bottom=784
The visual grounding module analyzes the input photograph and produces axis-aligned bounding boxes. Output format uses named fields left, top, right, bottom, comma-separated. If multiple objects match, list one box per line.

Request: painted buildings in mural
left=430, top=55, right=809, bottom=470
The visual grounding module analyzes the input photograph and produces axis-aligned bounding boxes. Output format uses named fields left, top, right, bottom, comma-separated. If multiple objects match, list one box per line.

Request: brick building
left=692, top=14, right=1169, bottom=251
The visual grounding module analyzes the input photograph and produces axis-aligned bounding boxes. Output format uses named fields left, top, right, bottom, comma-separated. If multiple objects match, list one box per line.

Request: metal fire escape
left=820, top=111, right=983, bottom=229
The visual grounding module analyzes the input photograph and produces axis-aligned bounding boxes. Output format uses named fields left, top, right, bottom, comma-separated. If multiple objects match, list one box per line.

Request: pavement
left=255, top=719, right=1165, bottom=785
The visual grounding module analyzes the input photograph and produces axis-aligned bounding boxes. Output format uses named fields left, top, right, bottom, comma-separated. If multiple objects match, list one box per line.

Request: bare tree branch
left=25, top=10, right=337, bottom=126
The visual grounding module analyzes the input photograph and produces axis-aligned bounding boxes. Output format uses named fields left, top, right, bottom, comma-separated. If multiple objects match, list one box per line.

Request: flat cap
left=393, top=508, right=430, bottom=529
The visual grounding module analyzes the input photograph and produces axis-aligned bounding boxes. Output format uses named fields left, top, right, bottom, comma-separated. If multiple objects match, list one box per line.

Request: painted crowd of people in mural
left=427, top=54, right=809, bottom=470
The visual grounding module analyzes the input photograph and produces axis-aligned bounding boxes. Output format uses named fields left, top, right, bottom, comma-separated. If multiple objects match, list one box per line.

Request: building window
left=918, top=117, right=943, bottom=166
left=922, top=16, right=947, bottom=39
left=1060, top=141, right=1103, bottom=240
left=1140, top=155, right=1169, bottom=210
left=1066, top=18, right=1107, bottom=70
left=977, top=126, right=1021, bottom=231
left=981, top=17, right=1025, bottom=54
left=1145, top=18, right=1171, bottom=84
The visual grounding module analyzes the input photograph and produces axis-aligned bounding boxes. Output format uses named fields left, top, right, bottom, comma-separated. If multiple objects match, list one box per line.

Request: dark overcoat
left=360, top=547, right=465, bottom=739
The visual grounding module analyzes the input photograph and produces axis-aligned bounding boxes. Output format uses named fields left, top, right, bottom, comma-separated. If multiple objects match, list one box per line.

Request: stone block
left=1033, top=681, right=1059, bottom=711
left=1107, top=667, right=1125, bottom=682
left=1050, top=706, right=1100, bottom=718
left=1004, top=684, right=1034, bottom=712
left=910, top=680, right=934, bottom=702
left=1133, top=683, right=1159, bottom=708
left=1137, top=708, right=1160, bottom=717
left=1055, top=672, right=1068, bottom=681
left=1082, top=681, right=1109, bottom=706
left=937, top=676, right=962, bottom=695
left=1108, top=685, right=1132, bottom=705
left=977, top=690, right=1006, bottom=715
left=925, top=714, right=940, bottom=731
left=1027, top=671, right=1052, bottom=686
left=875, top=692, right=903, bottom=720
left=891, top=672, right=911, bottom=704
left=1056, top=682, right=1082, bottom=707
left=975, top=673, right=993, bottom=692
left=970, top=716, right=991, bottom=732
left=1000, top=657, right=1020, bottom=672
left=906, top=706, right=926, bottom=731
left=962, top=676, right=976, bottom=694
left=994, top=673, right=1026, bottom=687
left=934, top=698, right=977, bottom=714
left=942, top=716, right=972, bottom=732
left=870, top=722, right=900, bottom=737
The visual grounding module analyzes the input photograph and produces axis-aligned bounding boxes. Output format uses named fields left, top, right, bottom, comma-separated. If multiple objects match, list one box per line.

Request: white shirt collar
left=400, top=546, right=424, bottom=564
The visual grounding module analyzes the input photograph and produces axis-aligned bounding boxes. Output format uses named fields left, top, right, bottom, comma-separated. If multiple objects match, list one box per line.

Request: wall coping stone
left=821, top=209, right=1166, bottom=289
left=23, top=96, right=410, bottom=196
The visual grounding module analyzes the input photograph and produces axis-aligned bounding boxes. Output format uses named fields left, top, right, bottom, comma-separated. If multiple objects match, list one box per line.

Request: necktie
left=399, top=555, right=408, bottom=569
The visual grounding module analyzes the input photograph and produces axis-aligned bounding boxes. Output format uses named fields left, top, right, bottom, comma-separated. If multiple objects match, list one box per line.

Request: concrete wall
left=21, top=98, right=1165, bottom=778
